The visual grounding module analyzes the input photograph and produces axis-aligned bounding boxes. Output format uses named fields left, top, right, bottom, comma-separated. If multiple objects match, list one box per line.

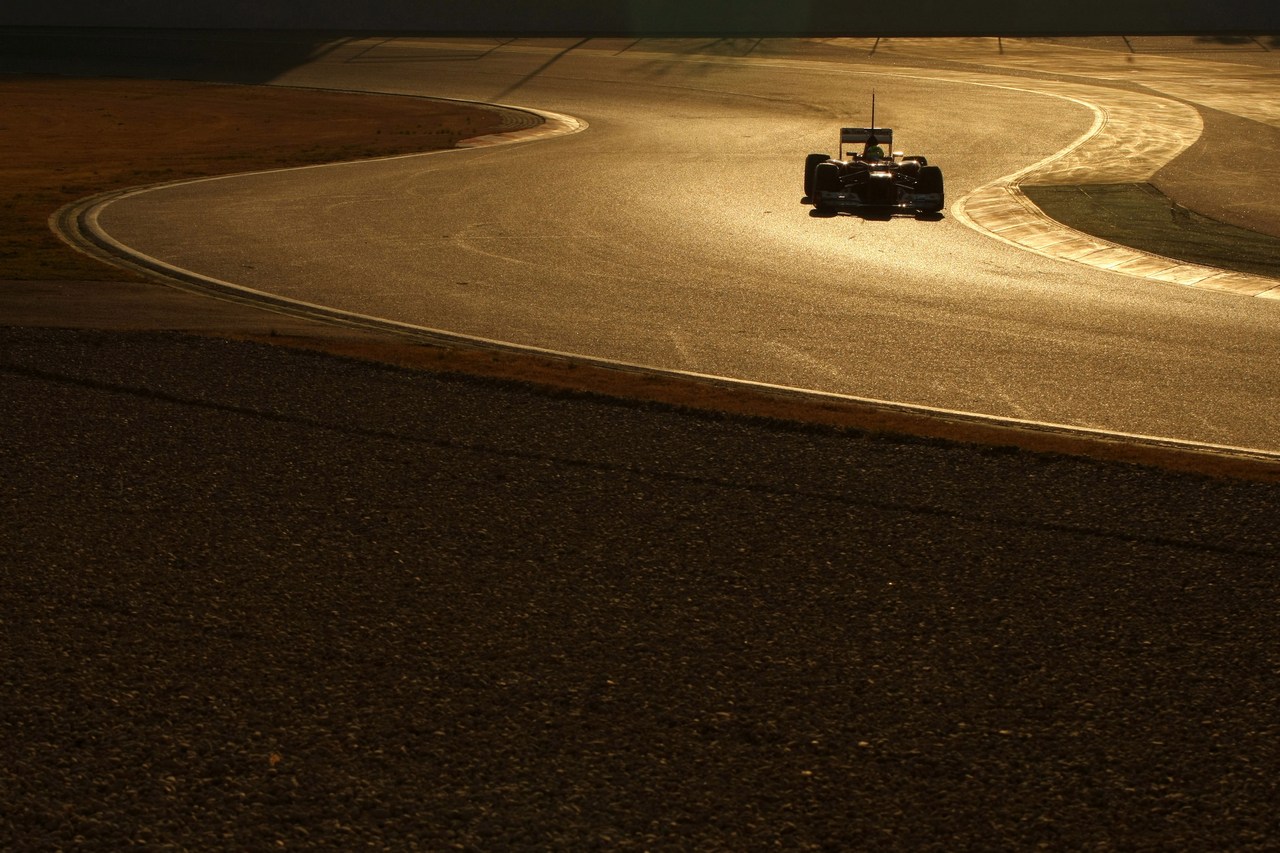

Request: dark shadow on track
left=803, top=197, right=945, bottom=222
left=341, top=38, right=516, bottom=64
left=491, top=37, right=590, bottom=101
left=0, top=27, right=352, bottom=84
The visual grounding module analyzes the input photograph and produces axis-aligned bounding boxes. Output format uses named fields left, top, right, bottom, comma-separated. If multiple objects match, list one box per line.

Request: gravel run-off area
left=3, top=326, right=1278, bottom=849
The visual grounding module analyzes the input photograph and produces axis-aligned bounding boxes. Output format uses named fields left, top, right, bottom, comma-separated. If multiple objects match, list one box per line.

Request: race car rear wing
left=840, top=127, right=893, bottom=145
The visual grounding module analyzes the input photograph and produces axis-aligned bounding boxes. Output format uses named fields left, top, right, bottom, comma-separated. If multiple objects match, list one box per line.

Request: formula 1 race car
left=804, top=125, right=944, bottom=215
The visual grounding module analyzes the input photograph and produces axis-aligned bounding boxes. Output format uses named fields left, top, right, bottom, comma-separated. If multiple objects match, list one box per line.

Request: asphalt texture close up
left=3, top=327, right=1278, bottom=849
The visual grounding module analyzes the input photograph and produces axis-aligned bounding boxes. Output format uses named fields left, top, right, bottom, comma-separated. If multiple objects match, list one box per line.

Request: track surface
left=71, top=36, right=1280, bottom=452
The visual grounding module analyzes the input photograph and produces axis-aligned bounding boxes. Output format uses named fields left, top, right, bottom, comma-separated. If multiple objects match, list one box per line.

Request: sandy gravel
left=3, top=326, right=1279, bottom=849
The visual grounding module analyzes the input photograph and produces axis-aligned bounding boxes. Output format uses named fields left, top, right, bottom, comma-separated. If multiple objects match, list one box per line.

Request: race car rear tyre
left=804, top=153, right=830, bottom=198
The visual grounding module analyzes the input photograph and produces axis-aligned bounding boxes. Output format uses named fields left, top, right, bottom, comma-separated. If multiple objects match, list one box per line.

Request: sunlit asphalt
left=73, top=36, right=1280, bottom=452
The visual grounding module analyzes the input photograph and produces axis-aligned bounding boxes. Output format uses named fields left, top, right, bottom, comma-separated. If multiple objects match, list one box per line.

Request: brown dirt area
left=3, top=75, right=1277, bottom=482
left=0, top=75, right=506, bottom=281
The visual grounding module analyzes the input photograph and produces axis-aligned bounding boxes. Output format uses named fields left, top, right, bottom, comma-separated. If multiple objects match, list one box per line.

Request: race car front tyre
left=915, top=166, right=945, bottom=212
left=804, top=153, right=830, bottom=198
left=812, top=162, right=841, bottom=210
left=916, top=166, right=943, bottom=194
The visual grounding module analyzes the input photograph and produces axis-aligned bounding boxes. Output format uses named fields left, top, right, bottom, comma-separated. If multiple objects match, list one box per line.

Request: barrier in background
left=3, top=0, right=1278, bottom=36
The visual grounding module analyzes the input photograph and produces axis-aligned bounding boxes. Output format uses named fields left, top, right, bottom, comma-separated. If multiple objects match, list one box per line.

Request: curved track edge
left=50, top=89, right=1280, bottom=472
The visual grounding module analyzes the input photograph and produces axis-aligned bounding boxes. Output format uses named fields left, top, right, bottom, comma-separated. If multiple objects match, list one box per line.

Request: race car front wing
left=813, top=188, right=943, bottom=212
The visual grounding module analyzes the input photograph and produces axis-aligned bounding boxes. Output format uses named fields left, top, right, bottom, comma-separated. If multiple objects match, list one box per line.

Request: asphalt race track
left=52, top=35, right=1280, bottom=454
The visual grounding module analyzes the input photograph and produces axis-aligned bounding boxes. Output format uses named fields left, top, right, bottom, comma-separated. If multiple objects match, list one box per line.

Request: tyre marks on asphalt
left=942, top=73, right=1280, bottom=298
left=240, top=39, right=1280, bottom=298
left=611, top=39, right=1280, bottom=297
left=837, top=39, right=1280, bottom=297
left=842, top=37, right=1280, bottom=129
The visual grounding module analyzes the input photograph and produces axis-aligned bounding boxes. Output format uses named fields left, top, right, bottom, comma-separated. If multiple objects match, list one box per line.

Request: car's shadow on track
left=802, top=198, right=945, bottom=222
